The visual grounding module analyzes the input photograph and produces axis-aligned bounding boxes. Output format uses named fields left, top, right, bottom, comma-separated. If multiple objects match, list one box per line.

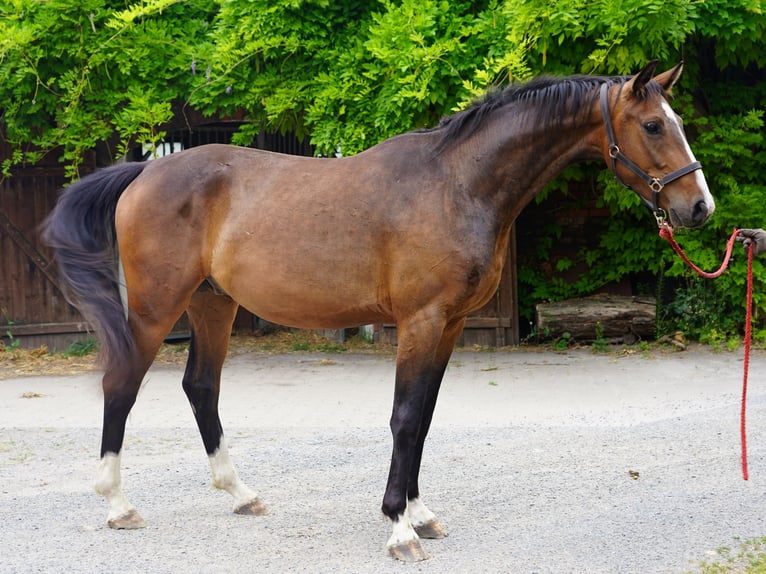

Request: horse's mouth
left=669, top=203, right=714, bottom=230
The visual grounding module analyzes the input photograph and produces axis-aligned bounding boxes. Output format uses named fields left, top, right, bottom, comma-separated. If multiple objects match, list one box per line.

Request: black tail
left=42, top=162, right=147, bottom=370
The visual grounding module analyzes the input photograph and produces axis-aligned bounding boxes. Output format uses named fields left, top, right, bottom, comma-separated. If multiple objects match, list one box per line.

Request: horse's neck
left=454, top=101, right=603, bottom=224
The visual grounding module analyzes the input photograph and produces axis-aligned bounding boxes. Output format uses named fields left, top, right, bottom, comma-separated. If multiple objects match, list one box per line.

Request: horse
left=43, top=61, right=713, bottom=562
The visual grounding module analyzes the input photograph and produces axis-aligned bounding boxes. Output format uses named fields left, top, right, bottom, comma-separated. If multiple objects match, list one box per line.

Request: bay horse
left=43, top=61, right=713, bottom=561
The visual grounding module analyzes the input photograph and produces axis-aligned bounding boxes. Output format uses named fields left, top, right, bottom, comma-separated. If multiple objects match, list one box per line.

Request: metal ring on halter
left=609, top=145, right=620, bottom=159
left=649, top=178, right=664, bottom=193
left=653, top=208, right=668, bottom=228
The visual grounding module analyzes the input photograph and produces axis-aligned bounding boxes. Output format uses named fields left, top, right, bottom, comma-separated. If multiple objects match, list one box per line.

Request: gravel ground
left=1, top=347, right=765, bottom=573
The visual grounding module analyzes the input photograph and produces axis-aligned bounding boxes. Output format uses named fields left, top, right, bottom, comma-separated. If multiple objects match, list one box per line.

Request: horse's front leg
left=184, top=290, right=266, bottom=516
left=405, top=317, right=465, bottom=541
left=382, top=315, right=463, bottom=562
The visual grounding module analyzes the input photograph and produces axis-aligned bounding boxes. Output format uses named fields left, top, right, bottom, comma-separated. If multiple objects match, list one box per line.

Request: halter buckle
left=609, top=144, right=620, bottom=159
left=649, top=178, right=664, bottom=193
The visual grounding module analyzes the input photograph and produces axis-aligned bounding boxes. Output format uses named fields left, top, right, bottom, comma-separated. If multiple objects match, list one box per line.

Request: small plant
left=317, top=343, right=347, bottom=353
left=553, top=332, right=571, bottom=351
left=63, top=338, right=97, bottom=357
left=291, top=341, right=311, bottom=351
left=2, top=309, right=20, bottom=350
left=591, top=321, right=609, bottom=353
left=693, top=536, right=766, bottom=573
left=3, top=330, right=20, bottom=351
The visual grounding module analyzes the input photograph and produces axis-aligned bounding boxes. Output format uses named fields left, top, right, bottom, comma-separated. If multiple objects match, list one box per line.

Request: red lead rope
left=742, top=245, right=753, bottom=480
left=659, top=225, right=752, bottom=480
left=658, top=225, right=740, bottom=278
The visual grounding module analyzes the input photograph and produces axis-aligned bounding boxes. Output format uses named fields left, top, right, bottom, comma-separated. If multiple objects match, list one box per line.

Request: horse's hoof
left=234, top=497, right=269, bottom=516
left=107, top=509, right=145, bottom=530
left=414, top=518, right=448, bottom=539
left=388, top=539, right=430, bottom=562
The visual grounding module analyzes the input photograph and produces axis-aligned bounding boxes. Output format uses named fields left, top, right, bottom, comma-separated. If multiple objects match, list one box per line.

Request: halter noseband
left=599, top=83, right=702, bottom=227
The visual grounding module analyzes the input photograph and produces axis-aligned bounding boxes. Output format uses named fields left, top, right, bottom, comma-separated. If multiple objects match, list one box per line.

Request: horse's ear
left=627, top=60, right=659, bottom=98
left=653, top=61, right=684, bottom=93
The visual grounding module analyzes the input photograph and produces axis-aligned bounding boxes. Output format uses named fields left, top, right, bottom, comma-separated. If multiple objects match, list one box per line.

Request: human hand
left=737, top=228, right=766, bottom=256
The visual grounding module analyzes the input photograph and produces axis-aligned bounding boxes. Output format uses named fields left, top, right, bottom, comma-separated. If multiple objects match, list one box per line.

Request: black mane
left=425, top=74, right=665, bottom=151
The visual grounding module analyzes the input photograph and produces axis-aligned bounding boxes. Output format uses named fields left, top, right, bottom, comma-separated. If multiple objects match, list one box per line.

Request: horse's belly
left=234, top=288, right=390, bottom=330
left=217, top=259, right=391, bottom=330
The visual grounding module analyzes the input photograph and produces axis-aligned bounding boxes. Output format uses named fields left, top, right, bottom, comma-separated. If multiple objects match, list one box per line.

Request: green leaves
left=1, top=0, right=764, bottom=339
left=0, top=0, right=213, bottom=177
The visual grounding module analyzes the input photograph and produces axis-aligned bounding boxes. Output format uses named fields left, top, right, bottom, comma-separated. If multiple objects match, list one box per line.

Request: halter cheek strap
left=599, top=83, right=702, bottom=226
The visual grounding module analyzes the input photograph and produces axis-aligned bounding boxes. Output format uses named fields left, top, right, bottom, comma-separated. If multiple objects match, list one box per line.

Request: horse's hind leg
left=95, top=317, right=178, bottom=529
left=183, top=287, right=266, bottom=516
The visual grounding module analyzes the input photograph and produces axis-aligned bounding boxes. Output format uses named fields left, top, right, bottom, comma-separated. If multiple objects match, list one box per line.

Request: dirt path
left=2, top=347, right=765, bottom=572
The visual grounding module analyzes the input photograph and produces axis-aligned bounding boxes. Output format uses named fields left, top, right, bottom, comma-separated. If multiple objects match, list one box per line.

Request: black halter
left=599, top=83, right=702, bottom=226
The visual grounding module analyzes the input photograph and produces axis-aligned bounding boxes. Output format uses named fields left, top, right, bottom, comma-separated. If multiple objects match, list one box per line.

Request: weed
left=63, top=338, right=97, bottom=357
left=553, top=332, right=571, bottom=351
left=693, top=536, right=766, bottom=573
left=591, top=321, right=609, bottom=353
left=317, top=343, right=346, bottom=353
left=2, top=309, right=20, bottom=350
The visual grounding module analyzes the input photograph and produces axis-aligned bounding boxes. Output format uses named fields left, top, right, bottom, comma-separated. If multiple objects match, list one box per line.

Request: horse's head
left=601, top=61, right=714, bottom=228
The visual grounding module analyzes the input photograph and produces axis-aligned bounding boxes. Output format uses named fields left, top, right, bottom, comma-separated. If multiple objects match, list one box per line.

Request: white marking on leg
left=209, top=442, right=259, bottom=511
left=94, top=452, right=134, bottom=523
left=661, top=101, right=715, bottom=214
left=407, top=497, right=437, bottom=529
left=387, top=511, right=419, bottom=549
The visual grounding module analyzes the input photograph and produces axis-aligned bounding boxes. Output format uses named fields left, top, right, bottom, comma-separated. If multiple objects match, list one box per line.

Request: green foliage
left=63, top=338, right=97, bottom=357
left=553, top=332, right=572, bottom=351
left=0, top=0, right=213, bottom=177
left=307, top=0, right=479, bottom=154
left=1, top=0, right=765, bottom=341
left=1, top=309, right=20, bottom=350
left=661, top=278, right=739, bottom=341
left=201, top=0, right=485, bottom=155
left=591, top=321, right=608, bottom=352
left=692, top=536, right=766, bottom=573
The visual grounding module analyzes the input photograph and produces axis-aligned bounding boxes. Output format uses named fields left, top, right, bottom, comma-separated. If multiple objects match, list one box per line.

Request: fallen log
left=536, top=294, right=656, bottom=343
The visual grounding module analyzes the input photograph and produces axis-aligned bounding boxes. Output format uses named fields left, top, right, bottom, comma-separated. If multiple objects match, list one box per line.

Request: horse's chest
left=470, top=229, right=511, bottom=304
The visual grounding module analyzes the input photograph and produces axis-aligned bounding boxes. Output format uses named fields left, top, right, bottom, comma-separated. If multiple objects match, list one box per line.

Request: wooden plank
left=0, top=210, right=63, bottom=293
left=2, top=321, right=90, bottom=336
left=464, top=317, right=512, bottom=329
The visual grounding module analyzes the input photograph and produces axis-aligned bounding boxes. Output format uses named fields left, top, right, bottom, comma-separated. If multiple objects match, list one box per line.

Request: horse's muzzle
left=672, top=198, right=715, bottom=229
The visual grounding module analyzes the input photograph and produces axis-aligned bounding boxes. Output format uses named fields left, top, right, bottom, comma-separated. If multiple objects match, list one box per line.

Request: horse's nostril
left=693, top=200, right=709, bottom=225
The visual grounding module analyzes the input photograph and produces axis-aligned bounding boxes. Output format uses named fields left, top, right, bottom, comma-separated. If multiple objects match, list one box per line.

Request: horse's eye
left=643, top=121, right=662, bottom=135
